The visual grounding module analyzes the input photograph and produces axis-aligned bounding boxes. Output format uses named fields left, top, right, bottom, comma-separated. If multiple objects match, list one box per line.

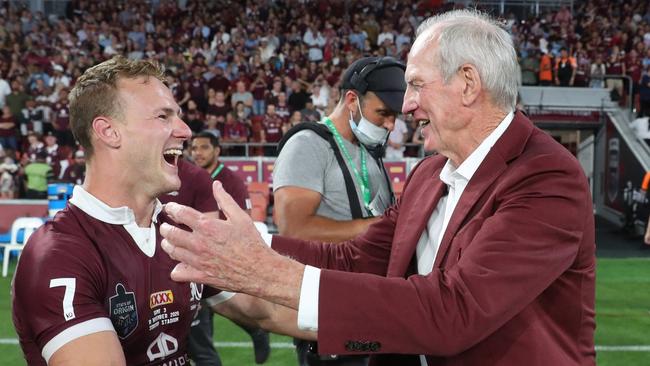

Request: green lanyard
left=210, top=163, right=225, bottom=179
left=323, top=117, right=371, bottom=208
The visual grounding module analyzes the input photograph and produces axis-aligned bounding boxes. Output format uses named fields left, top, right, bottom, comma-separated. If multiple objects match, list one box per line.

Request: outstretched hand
left=160, top=181, right=304, bottom=309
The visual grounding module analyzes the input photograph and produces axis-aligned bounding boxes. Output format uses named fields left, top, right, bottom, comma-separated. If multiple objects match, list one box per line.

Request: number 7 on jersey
left=50, top=278, right=77, bottom=321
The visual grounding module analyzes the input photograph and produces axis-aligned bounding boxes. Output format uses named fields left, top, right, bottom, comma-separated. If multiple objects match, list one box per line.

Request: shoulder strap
left=277, top=123, right=365, bottom=219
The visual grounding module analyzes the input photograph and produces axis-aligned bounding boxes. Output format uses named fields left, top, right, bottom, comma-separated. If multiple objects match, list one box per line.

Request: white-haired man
left=161, top=10, right=596, bottom=365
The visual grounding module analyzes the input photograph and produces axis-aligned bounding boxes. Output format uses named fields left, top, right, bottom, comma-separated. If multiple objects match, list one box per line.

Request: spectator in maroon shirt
left=206, top=90, right=231, bottom=123
left=260, top=104, right=284, bottom=156
left=187, top=65, right=208, bottom=112
left=250, top=70, right=268, bottom=116
left=222, top=112, right=249, bottom=156
left=274, top=91, right=291, bottom=121
left=207, top=65, right=230, bottom=94
left=61, top=149, right=86, bottom=185
left=51, top=88, right=75, bottom=148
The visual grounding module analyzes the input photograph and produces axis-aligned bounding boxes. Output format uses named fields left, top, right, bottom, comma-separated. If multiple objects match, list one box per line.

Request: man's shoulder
left=218, top=164, right=247, bottom=190
left=18, top=207, right=104, bottom=282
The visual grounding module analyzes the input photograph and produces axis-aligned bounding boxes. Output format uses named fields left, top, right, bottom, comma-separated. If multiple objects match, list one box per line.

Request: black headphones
left=348, top=57, right=406, bottom=94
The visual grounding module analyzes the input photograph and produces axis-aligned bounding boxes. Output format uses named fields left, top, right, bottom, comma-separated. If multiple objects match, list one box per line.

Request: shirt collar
left=69, top=185, right=163, bottom=226
left=440, top=111, right=514, bottom=186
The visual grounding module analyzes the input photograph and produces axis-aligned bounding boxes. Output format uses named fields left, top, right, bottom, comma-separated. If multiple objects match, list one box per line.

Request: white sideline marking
left=0, top=339, right=649, bottom=351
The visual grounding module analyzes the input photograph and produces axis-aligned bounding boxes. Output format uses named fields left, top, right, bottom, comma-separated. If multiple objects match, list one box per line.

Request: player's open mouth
left=417, top=119, right=430, bottom=127
left=163, top=148, right=183, bottom=166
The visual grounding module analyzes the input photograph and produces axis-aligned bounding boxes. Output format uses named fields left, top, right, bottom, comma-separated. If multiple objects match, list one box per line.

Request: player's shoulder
left=21, top=205, right=101, bottom=265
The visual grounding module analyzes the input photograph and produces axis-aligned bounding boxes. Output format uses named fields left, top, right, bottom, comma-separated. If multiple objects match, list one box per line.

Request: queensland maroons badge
left=109, top=283, right=138, bottom=339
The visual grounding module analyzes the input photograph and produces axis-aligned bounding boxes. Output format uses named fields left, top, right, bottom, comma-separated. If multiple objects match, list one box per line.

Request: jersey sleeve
left=272, top=130, right=331, bottom=194
left=202, top=285, right=235, bottom=306
left=224, top=170, right=250, bottom=211
left=12, top=228, right=114, bottom=363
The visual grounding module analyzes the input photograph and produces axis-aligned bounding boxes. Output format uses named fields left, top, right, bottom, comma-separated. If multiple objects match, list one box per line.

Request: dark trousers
left=295, top=339, right=368, bottom=366
left=188, top=304, right=222, bottom=366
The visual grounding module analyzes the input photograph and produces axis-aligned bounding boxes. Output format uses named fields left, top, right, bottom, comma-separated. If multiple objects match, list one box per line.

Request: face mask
left=348, top=98, right=389, bottom=147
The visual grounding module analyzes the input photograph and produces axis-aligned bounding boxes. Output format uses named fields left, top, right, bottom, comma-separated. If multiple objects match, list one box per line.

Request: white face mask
left=348, top=98, right=389, bottom=147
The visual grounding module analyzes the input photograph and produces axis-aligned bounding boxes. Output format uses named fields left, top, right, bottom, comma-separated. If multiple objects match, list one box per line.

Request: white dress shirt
left=294, top=111, right=515, bottom=354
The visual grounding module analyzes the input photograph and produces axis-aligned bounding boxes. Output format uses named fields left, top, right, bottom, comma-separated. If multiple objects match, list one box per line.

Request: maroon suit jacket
left=272, top=112, right=596, bottom=365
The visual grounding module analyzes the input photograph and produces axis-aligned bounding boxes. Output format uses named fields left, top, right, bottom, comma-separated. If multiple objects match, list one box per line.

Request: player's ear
left=91, top=116, right=121, bottom=149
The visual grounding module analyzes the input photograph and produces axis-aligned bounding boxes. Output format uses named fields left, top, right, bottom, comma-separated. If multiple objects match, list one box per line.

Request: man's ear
left=343, top=90, right=359, bottom=114
left=459, top=63, right=482, bottom=107
left=91, top=116, right=121, bottom=149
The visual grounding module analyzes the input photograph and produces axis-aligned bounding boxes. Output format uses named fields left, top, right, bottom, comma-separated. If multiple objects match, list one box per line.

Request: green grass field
left=2, top=258, right=649, bottom=365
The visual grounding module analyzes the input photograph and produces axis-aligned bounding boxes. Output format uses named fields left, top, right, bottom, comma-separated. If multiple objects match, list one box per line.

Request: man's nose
left=174, top=117, right=192, bottom=140
left=383, top=115, right=396, bottom=131
left=402, top=87, right=416, bottom=115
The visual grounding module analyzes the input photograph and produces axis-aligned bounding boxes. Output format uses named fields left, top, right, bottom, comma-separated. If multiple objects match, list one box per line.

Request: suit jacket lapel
left=433, top=111, right=534, bottom=269
left=387, top=165, right=446, bottom=277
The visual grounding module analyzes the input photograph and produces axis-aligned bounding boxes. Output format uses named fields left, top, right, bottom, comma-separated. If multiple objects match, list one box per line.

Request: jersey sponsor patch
left=147, top=332, right=180, bottom=362
left=109, top=283, right=138, bottom=339
left=150, top=290, right=174, bottom=309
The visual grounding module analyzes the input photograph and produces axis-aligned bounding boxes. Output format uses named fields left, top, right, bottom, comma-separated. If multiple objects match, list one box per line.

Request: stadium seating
left=1, top=217, right=44, bottom=277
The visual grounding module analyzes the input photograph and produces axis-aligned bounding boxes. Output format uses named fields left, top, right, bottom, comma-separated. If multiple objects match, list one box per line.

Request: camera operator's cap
left=340, top=56, right=406, bottom=113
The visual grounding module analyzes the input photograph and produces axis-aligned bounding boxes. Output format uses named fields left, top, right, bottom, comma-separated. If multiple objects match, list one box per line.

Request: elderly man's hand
left=160, top=181, right=304, bottom=309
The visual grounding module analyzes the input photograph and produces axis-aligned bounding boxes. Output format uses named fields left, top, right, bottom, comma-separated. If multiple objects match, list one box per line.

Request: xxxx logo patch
left=149, top=290, right=174, bottom=309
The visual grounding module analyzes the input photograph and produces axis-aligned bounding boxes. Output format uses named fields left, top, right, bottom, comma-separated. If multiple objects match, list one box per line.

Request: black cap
left=340, top=57, right=406, bottom=113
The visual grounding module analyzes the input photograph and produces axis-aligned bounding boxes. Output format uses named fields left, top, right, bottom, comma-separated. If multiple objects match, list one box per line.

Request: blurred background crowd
left=1, top=0, right=650, bottom=199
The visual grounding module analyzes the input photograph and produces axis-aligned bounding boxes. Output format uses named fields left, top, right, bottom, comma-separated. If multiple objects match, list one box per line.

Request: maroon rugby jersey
left=212, top=162, right=251, bottom=216
left=159, top=159, right=218, bottom=213
left=12, top=186, right=228, bottom=365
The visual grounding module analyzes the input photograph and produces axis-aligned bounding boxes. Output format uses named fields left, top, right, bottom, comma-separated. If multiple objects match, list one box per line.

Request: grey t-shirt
left=273, top=127, right=392, bottom=220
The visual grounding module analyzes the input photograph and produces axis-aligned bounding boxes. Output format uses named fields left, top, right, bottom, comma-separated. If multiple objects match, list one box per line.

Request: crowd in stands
left=1, top=0, right=650, bottom=199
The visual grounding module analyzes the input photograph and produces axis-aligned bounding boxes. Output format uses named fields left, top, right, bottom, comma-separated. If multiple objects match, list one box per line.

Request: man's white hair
left=416, top=9, right=520, bottom=111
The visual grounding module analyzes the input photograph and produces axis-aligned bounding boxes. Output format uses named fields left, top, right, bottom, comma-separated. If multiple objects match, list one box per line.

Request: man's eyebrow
left=155, top=107, right=183, bottom=118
